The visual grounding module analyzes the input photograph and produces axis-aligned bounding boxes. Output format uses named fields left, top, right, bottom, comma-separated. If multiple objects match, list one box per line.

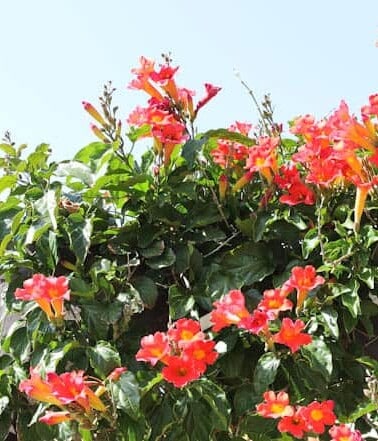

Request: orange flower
left=39, top=411, right=72, bottom=425
left=329, top=424, right=362, bottom=441
left=286, top=265, right=325, bottom=311
left=258, top=288, right=293, bottom=317
left=45, top=371, right=107, bottom=413
left=256, top=390, right=294, bottom=419
left=300, top=400, right=336, bottom=434
left=272, top=318, right=312, bottom=353
left=135, top=331, right=170, bottom=366
left=19, top=368, right=63, bottom=406
left=210, top=290, right=251, bottom=332
left=167, top=318, right=204, bottom=348
left=15, top=274, right=70, bottom=321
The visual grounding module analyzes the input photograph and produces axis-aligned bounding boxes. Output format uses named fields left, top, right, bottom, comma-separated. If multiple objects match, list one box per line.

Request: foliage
left=0, top=56, right=377, bottom=440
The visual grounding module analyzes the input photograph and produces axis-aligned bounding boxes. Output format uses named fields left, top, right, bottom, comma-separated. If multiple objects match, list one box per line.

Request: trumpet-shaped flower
left=273, top=318, right=312, bottom=353
left=329, top=424, right=362, bottom=441
left=161, top=355, right=202, bottom=388
left=256, top=390, right=294, bottom=419
left=15, top=274, right=70, bottom=321
left=278, top=408, right=308, bottom=439
left=210, top=290, right=251, bottom=332
left=167, top=318, right=204, bottom=347
left=135, top=331, right=170, bottom=366
left=300, top=400, right=336, bottom=434
left=285, top=265, right=325, bottom=311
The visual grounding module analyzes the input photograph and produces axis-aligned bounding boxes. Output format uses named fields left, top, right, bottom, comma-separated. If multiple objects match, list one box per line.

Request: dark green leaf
left=88, top=341, right=121, bottom=378
left=147, top=247, right=176, bottom=269
left=301, top=337, right=333, bottom=381
left=253, top=352, right=280, bottom=395
left=110, top=371, right=140, bottom=419
left=168, top=286, right=195, bottom=319
left=133, top=276, right=158, bottom=309
left=181, top=138, right=207, bottom=168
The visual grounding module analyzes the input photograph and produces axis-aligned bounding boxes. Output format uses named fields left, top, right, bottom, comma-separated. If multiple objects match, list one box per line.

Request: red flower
left=286, top=265, right=325, bottom=311
left=241, top=309, right=271, bottom=334
left=46, top=371, right=106, bottom=413
left=15, top=274, right=70, bottom=321
left=107, top=367, right=127, bottom=382
left=195, top=83, right=221, bottom=113
left=20, top=369, right=107, bottom=418
left=278, top=408, right=309, bottom=439
left=275, top=164, right=316, bottom=206
left=273, top=318, right=312, bottom=353
left=210, top=290, right=251, bottom=332
left=258, top=288, right=293, bottom=317
left=161, top=355, right=202, bottom=388
left=19, top=368, right=63, bottom=407
left=300, top=400, right=336, bottom=434
left=256, top=390, right=294, bottom=419
left=135, top=331, right=170, bottom=366
left=182, top=340, right=218, bottom=372
left=329, top=424, right=362, bottom=441
left=167, top=318, right=204, bottom=348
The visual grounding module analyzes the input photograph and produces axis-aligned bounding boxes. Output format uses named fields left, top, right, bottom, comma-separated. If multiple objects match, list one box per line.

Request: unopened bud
left=82, top=101, right=106, bottom=126
left=90, top=124, right=109, bottom=142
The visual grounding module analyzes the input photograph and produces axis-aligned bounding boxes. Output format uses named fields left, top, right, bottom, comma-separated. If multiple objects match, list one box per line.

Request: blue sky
left=1, top=0, right=378, bottom=161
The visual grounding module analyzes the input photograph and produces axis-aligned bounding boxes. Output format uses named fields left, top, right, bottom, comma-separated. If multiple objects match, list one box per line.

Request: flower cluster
left=15, top=274, right=70, bottom=322
left=256, top=390, right=361, bottom=440
left=289, top=95, right=378, bottom=230
left=136, top=318, right=218, bottom=387
left=19, top=368, right=112, bottom=426
left=210, top=265, right=325, bottom=353
left=127, top=56, right=221, bottom=165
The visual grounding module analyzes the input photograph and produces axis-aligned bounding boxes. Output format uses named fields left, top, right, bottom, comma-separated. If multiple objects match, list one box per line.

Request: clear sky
left=1, top=0, right=378, bottom=161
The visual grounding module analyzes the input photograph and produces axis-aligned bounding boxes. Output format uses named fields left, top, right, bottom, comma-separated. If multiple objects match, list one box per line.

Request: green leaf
left=234, top=384, right=261, bottom=416
left=168, top=286, right=195, bottom=319
left=301, top=228, right=320, bottom=259
left=319, top=307, right=339, bottom=339
left=110, top=371, right=140, bottom=419
left=356, top=356, right=378, bottom=375
left=0, top=175, right=17, bottom=193
left=343, top=400, right=378, bottom=423
left=140, top=240, right=165, bottom=258
left=301, top=337, right=333, bottom=381
left=206, top=242, right=275, bottom=297
left=8, top=326, right=31, bottom=363
left=34, top=189, right=58, bottom=230
left=253, top=352, right=281, bottom=395
left=65, top=213, right=93, bottom=263
left=88, top=341, right=121, bottom=378
left=0, top=408, right=12, bottom=441
left=341, top=280, right=361, bottom=318
left=133, top=276, right=158, bottom=309
left=204, top=129, right=255, bottom=146
left=147, top=247, right=176, bottom=269
left=127, top=124, right=151, bottom=142
left=0, top=143, right=16, bottom=156
left=194, top=379, right=231, bottom=432
left=181, top=138, right=206, bottom=168
left=74, top=142, right=110, bottom=164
